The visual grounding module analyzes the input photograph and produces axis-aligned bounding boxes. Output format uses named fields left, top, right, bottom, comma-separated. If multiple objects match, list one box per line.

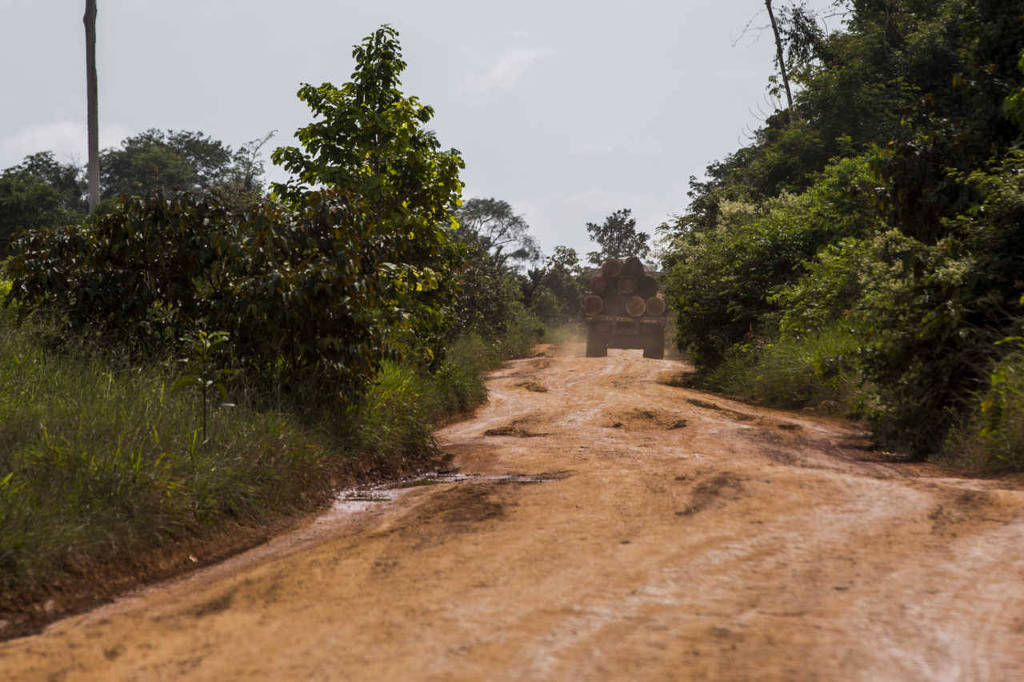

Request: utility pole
left=84, top=0, right=99, bottom=212
left=765, top=0, right=794, bottom=114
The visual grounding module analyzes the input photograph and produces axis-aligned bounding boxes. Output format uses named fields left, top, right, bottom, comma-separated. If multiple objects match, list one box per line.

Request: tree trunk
left=84, top=0, right=99, bottom=212
left=765, top=0, right=794, bottom=114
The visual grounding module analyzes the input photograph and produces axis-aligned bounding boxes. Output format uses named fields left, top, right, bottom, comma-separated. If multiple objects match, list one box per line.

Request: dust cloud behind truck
left=583, top=256, right=666, bottom=359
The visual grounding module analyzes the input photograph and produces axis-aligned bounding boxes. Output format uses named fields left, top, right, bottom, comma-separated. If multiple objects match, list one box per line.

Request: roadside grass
left=348, top=335, right=495, bottom=462
left=0, top=318, right=332, bottom=595
left=695, top=323, right=1024, bottom=474
left=945, top=343, right=1024, bottom=472
left=703, top=324, right=863, bottom=413
left=496, top=311, right=546, bottom=360
left=0, top=322, right=518, bottom=617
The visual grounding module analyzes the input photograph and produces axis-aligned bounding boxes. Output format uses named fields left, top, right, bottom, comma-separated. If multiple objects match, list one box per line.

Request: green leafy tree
left=663, top=154, right=880, bottom=369
left=456, top=197, right=540, bottom=267
left=99, top=129, right=263, bottom=201
left=585, top=208, right=650, bottom=265
left=0, top=152, right=87, bottom=255
left=7, top=190, right=390, bottom=401
left=527, top=246, right=585, bottom=322
left=659, top=0, right=1024, bottom=462
left=173, top=329, right=236, bottom=443
left=271, top=25, right=465, bottom=356
left=450, top=241, right=527, bottom=338
left=222, top=131, right=274, bottom=198
left=847, top=230, right=982, bottom=456
left=18, top=152, right=86, bottom=214
left=442, top=196, right=560, bottom=344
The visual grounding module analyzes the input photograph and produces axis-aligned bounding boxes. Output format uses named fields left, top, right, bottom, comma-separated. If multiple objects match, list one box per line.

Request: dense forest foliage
left=660, top=0, right=1024, bottom=469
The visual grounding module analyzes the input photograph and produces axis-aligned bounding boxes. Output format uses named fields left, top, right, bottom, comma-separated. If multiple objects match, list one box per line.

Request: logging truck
left=583, top=256, right=666, bottom=359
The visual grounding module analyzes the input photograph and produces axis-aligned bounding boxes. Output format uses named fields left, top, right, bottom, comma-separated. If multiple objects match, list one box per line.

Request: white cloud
left=464, top=48, right=553, bottom=96
left=0, top=120, right=131, bottom=168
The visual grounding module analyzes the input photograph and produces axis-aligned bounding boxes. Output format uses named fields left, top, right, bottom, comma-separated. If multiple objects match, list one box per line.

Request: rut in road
left=2, top=344, right=1023, bottom=681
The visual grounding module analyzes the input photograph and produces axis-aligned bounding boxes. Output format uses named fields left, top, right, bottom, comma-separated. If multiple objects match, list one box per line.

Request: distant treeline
left=659, top=0, right=1024, bottom=470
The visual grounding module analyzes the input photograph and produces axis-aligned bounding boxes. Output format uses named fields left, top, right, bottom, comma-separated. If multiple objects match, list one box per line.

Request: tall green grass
left=346, top=335, right=495, bottom=465
left=0, top=319, right=331, bottom=591
left=0, top=317, right=529, bottom=599
left=496, top=310, right=546, bottom=359
left=704, top=324, right=862, bottom=412
left=946, top=342, right=1024, bottom=472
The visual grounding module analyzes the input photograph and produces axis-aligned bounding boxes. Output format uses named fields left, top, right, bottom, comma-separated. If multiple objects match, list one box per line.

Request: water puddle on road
left=332, top=471, right=570, bottom=513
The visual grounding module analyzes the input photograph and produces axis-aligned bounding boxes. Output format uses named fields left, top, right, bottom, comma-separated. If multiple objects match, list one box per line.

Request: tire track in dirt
left=1, top=343, right=1022, bottom=681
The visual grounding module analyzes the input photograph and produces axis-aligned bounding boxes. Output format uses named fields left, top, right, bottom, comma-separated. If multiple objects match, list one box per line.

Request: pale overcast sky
left=0, top=0, right=840, bottom=257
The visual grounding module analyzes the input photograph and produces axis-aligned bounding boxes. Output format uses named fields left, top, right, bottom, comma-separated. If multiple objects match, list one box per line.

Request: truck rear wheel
left=642, top=328, right=664, bottom=359
left=586, top=327, right=607, bottom=357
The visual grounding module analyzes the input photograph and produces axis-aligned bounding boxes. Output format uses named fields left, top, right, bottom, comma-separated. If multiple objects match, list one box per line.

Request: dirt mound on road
left=675, top=471, right=745, bottom=516
left=607, top=408, right=687, bottom=430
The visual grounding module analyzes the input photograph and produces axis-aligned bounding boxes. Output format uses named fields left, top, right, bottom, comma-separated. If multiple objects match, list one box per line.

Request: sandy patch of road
left=2, top=344, right=1022, bottom=680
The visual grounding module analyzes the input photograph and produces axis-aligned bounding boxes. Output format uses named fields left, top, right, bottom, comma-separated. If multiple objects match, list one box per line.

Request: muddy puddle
left=333, top=470, right=571, bottom=513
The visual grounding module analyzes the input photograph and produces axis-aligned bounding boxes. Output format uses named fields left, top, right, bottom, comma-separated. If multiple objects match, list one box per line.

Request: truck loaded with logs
left=583, top=256, right=666, bottom=359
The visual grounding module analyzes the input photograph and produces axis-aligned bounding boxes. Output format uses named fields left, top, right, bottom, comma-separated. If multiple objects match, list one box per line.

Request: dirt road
left=3, top=345, right=1023, bottom=681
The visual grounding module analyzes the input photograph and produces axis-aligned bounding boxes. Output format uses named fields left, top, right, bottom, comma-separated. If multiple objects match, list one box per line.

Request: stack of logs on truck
left=583, top=256, right=666, bottom=359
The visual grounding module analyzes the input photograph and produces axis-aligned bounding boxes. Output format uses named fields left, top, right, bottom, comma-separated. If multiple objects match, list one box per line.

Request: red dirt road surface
left=2, top=344, right=1023, bottom=680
